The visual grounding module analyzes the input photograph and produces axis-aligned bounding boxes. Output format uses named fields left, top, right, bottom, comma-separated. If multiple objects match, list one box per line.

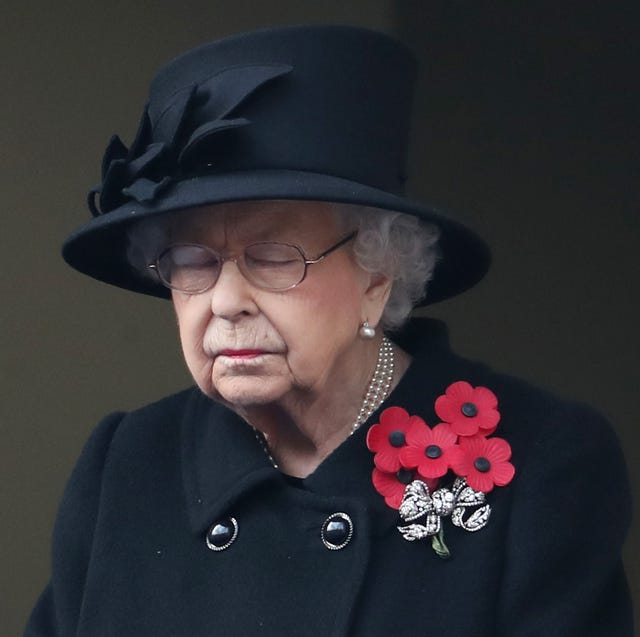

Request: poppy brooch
left=366, top=381, right=515, bottom=558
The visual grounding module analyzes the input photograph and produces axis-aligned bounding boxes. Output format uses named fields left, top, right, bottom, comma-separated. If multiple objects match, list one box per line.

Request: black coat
left=25, top=320, right=633, bottom=636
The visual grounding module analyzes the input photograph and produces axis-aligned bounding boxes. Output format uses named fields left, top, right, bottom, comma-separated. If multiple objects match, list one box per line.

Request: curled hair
left=126, top=202, right=440, bottom=330
left=334, top=205, right=440, bottom=330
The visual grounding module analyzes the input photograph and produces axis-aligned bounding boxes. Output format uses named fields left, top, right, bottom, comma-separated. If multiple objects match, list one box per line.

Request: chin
left=209, top=376, right=291, bottom=408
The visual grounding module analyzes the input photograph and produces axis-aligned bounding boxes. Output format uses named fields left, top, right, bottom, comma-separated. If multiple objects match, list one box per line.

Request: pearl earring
left=359, top=321, right=376, bottom=339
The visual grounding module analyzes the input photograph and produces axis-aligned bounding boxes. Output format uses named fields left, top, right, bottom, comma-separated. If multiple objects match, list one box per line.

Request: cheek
left=271, top=276, right=365, bottom=368
left=172, top=296, right=214, bottom=385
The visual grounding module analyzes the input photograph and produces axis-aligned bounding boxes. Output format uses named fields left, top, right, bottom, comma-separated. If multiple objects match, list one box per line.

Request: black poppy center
left=474, top=457, right=491, bottom=473
left=396, top=469, right=414, bottom=485
left=425, top=444, right=442, bottom=459
left=461, top=402, right=478, bottom=417
left=388, top=430, right=406, bottom=447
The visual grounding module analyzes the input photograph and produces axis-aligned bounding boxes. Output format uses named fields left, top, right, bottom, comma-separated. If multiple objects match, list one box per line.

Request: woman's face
left=169, top=201, right=390, bottom=410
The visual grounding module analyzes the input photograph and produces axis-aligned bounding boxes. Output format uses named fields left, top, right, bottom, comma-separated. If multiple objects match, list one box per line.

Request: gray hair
left=126, top=203, right=440, bottom=331
left=339, top=205, right=440, bottom=330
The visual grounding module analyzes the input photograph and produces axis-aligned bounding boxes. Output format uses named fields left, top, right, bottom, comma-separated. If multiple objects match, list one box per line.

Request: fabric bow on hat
left=89, top=63, right=292, bottom=216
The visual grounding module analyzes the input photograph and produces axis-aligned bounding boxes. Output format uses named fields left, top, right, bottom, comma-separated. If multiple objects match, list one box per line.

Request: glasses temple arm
left=304, top=231, right=357, bottom=264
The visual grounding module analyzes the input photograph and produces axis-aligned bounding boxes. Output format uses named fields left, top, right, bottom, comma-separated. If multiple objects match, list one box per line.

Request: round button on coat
left=321, top=512, right=354, bottom=550
left=206, top=516, right=238, bottom=551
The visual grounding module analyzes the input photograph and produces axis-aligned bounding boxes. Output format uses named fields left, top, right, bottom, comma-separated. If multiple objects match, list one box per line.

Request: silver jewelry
left=254, top=335, right=395, bottom=467
left=397, top=477, right=491, bottom=543
left=359, top=321, right=376, bottom=339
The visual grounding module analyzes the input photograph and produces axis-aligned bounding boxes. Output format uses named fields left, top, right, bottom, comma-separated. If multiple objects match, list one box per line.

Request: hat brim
left=62, top=169, right=490, bottom=305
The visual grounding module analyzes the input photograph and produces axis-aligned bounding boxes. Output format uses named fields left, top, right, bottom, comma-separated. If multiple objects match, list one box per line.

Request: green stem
left=431, top=527, right=451, bottom=559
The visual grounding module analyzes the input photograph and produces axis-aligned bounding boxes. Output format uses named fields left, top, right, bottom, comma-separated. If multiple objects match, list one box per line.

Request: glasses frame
left=148, top=231, right=357, bottom=294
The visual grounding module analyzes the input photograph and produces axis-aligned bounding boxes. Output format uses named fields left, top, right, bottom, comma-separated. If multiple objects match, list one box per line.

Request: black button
left=321, top=512, right=353, bottom=550
left=474, top=457, right=491, bottom=473
left=206, top=516, right=238, bottom=551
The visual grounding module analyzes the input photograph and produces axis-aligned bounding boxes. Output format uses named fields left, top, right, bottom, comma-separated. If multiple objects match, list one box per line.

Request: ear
left=361, top=272, right=393, bottom=328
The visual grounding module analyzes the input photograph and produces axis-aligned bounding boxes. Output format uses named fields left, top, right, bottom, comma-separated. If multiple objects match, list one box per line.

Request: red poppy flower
left=449, top=434, right=515, bottom=492
left=366, top=406, right=426, bottom=472
left=435, top=381, right=500, bottom=436
left=372, top=468, right=439, bottom=509
left=398, top=421, right=458, bottom=479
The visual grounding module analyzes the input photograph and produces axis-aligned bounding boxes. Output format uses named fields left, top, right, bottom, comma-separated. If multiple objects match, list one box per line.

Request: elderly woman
left=25, top=25, right=631, bottom=636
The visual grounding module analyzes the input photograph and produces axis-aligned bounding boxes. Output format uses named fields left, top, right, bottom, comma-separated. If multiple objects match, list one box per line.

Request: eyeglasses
left=149, top=231, right=357, bottom=294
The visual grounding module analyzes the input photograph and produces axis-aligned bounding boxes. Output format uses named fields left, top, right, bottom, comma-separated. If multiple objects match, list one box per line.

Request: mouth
left=218, top=349, right=269, bottom=359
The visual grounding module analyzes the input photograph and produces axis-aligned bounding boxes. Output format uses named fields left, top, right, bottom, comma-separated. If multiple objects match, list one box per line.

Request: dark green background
left=2, top=2, right=637, bottom=633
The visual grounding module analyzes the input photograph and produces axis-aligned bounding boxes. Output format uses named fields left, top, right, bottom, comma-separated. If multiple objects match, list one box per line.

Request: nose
left=208, top=259, right=257, bottom=320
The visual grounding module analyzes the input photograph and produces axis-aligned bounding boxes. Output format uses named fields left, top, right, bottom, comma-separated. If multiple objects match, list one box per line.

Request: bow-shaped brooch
left=367, top=381, right=515, bottom=559
left=398, top=477, right=490, bottom=558
left=89, top=63, right=292, bottom=216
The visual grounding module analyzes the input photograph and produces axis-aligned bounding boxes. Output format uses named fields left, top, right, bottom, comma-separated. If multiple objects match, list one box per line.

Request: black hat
left=63, top=24, right=490, bottom=304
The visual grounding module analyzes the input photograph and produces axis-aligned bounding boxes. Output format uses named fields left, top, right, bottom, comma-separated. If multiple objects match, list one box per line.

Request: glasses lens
left=157, top=245, right=220, bottom=292
left=243, top=243, right=305, bottom=290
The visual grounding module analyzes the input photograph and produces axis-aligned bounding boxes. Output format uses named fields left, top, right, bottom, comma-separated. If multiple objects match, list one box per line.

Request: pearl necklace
left=351, top=336, right=395, bottom=434
left=253, top=336, right=395, bottom=469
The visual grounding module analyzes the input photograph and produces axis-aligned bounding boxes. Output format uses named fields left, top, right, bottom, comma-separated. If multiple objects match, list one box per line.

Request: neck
left=238, top=335, right=411, bottom=477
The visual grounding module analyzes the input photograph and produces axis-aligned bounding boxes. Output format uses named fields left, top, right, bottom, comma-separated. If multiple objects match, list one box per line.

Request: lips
left=218, top=349, right=267, bottom=358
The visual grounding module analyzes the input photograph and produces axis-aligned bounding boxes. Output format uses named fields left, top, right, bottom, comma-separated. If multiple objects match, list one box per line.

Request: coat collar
left=181, top=318, right=476, bottom=536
